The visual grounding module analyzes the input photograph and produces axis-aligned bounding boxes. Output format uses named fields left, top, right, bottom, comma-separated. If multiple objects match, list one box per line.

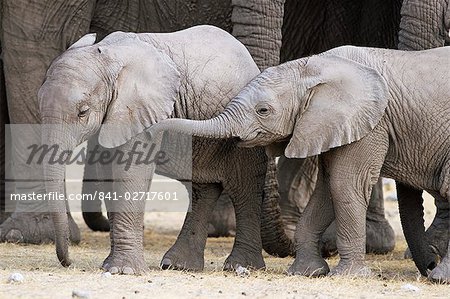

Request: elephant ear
left=98, top=38, right=181, bottom=148
left=68, top=33, right=96, bottom=50
left=285, top=54, right=389, bottom=158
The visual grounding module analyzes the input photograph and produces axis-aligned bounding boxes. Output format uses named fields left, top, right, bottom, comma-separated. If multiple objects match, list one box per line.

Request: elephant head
left=150, top=51, right=389, bottom=160
left=38, top=32, right=181, bottom=266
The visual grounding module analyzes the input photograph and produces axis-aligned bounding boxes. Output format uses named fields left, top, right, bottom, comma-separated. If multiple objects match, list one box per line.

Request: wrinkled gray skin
left=277, top=156, right=394, bottom=257
left=0, top=0, right=283, bottom=244
left=396, top=0, right=450, bottom=268
left=39, top=26, right=271, bottom=274
left=150, top=45, right=450, bottom=282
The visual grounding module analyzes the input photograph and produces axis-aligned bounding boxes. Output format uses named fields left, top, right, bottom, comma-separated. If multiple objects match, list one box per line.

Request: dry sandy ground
left=0, top=180, right=449, bottom=298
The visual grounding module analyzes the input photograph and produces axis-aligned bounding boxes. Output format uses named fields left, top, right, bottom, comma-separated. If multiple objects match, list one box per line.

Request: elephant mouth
left=237, top=132, right=270, bottom=147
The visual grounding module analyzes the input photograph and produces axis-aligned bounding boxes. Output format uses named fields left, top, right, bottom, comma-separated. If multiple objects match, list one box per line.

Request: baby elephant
left=38, top=25, right=271, bottom=274
left=152, top=45, right=450, bottom=282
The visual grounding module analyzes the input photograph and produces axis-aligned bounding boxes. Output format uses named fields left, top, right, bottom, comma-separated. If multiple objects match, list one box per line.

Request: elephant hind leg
left=161, top=183, right=223, bottom=271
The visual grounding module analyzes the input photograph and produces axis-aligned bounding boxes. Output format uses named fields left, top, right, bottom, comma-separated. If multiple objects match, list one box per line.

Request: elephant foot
left=365, top=218, right=395, bottom=254
left=160, top=243, right=204, bottom=271
left=0, top=212, right=80, bottom=244
left=405, top=227, right=449, bottom=260
left=287, top=253, right=329, bottom=277
left=223, top=249, right=265, bottom=271
left=207, top=195, right=236, bottom=237
left=329, top=260, right=371, bottom=277
left=82, top=212, right=110, bottom=232
left=428, top=256, right=450, bottom=283
left=102, top=250, right=147, bottom=275
left=319, top=222, right=338, bottom=258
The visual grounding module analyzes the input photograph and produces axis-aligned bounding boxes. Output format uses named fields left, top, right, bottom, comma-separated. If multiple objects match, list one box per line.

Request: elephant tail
left=261, top=157, right=295, bottom=257
left=397, top=182, right=438, bottom=276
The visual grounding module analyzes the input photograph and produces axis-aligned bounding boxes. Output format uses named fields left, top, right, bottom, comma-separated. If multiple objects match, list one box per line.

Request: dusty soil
left=0, top=180, right=448, bottom=299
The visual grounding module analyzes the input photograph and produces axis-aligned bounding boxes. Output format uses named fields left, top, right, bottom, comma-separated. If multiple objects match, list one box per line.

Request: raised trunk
left=398, top=0, right=450, bottom=50
left=397, top=182, right=438, bottom=276
left=231, top=0, right=285, bottom=70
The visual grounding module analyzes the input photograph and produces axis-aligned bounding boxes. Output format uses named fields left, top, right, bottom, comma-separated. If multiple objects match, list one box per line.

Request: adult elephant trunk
left=398, top=0, right=450, bottom=50
left=231, top=0, right=285, bottom=70
left=260, top=158, right=295, bottom=257
left=397, top=183, right=438, bottom=276
left=41, top=123, right=77, bottom=267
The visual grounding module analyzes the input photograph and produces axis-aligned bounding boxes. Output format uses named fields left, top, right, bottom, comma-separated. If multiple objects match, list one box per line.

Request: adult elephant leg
left=424, top=198, right=449, bottom=257
left=0, top=0, right=96, bottom=244
left=223, top=149, right=266, bottom=270
left=365, top=178, right=395, bottom=254
left=429, top=191, right=450, bottom=282
left=288, top=158, right=333, bottom=276
left=232, top=0, right=285, bottom=70
left=161, top=183, right=223, bottom=271
left=0, top=42, right=10, bottom=224
left=207, top=194, right=236, bottom=238
left=81, top=137, right=110, bottom=232
left=261, top=156, right=296, bottom=257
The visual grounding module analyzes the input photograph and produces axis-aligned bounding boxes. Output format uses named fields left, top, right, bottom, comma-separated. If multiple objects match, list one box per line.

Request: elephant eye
left=256, top=104, right=271, bottom=117
left=78, top=105, right=90, bottom=118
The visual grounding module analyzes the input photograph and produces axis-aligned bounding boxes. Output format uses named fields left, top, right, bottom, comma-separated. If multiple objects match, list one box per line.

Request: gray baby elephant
left=38, top=25, right=272, bottom=274
left=151, top=45, right=450, bottom=282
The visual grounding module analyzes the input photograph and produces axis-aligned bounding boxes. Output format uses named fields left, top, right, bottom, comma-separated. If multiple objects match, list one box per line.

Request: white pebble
left=235, top=265, right=250, bottom=277
left=72, top=290, right=90, bottom=298
left=8, top=273, right=24, bottom=283
left=101, top=272, right=112, bottom=278
left=401, top=283, right=420, bottom=292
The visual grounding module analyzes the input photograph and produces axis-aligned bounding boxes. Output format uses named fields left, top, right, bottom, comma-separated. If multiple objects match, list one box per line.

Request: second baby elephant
left=151, top=46, right=450, bottom=281
left=37, top=25, right=275, bottom=274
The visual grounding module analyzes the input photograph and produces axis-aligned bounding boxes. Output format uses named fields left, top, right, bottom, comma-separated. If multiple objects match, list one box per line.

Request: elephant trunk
left=41, top=123, right=76, bottom=267
left=148, top=104, right=241, bottom=139
left=260, top=158, right=295, bottom=257
left=231, top=0, right=285, bottom=70
left=397, top=182, right=437, bottom=276
left=398, top=0, right=449, bottom=50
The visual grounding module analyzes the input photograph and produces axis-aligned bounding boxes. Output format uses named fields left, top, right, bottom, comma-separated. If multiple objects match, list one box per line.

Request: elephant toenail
left=160, top=258, right=172, bottom=270
left=108, top=267, right=119, bottom=274
left=5, top=229, right=24, bottom=243
left=122, top=267, right=134, bottom=275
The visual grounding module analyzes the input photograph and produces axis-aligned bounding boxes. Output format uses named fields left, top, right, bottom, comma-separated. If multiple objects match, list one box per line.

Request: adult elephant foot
left=160, top=241, right=204, bottom=271
left=0, top=212, right=80, bottom=244
left=207, top=195, right=236, bottom=237
left=102, top=250, right=148, bottom=275
left=329, top=260, right=372, bottom=277
left=223, top=248, right=265, bottom=271
left=365, top=217, right=395, bottom=254
left=405, top=199, right=449, bottom=259
left=428, top=255, right=450, bottom=283
left=287, top=251, right=329, bottom=277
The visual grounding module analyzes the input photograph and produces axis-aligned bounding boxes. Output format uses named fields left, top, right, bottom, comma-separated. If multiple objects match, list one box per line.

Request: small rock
left=72, top=290, right=90, bottom=298
left=8, top=273, right=24, bottom=283
left=241, top=292, right=247, bottom=296
left=235, top=265, right=250, bottom=277
left=147, top=280, right=152, bottom=283
left=401, top=284, right=420, bottom=292
left=101, top=272, right=112, bottom=278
